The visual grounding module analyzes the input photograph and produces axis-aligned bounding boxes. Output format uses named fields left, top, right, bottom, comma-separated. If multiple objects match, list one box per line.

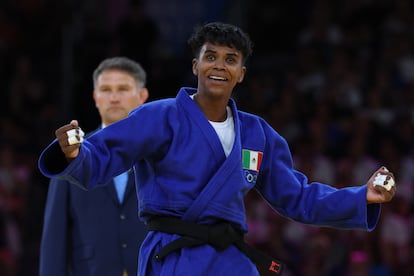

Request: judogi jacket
left=39, top=87, right=381, bottom=275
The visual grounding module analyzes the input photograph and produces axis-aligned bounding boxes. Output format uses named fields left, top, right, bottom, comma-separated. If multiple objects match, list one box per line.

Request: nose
left=109, top=91, right=120, bottom=101
left=214, top=58, right=226, bottom=69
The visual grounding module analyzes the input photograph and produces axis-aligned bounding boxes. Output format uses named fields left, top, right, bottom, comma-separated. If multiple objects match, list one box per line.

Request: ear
left=139, top=87, right=149, bottom=104
left=192, top=58, right=198, bottom=76
left=238, top=66, right=247, bottom=83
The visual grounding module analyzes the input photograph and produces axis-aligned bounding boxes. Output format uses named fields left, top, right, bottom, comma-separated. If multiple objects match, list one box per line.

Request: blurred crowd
left=1, top=0, right=414, bottom=275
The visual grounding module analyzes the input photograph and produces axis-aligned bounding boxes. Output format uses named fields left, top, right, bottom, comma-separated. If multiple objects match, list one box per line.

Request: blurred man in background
left=39, top=57, right=149, bottom=276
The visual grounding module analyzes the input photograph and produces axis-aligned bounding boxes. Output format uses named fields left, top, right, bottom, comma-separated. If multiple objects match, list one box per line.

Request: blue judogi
left=39, top=87, right=381, bottom=275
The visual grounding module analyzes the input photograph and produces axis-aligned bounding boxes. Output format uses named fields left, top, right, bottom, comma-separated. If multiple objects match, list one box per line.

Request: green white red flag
left=242, top=149, right=263, bottom=171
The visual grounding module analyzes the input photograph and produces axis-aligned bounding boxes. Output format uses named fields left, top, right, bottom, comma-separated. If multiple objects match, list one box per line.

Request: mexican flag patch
left=242, top=149, right=263, bottom=171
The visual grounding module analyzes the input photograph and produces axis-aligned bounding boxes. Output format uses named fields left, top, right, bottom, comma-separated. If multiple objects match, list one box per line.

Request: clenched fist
left=55, top=120, right=84, bottom=160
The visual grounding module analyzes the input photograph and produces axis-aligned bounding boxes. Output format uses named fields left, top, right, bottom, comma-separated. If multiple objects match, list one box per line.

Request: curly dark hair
left=187, top=22, right=253, bottom=64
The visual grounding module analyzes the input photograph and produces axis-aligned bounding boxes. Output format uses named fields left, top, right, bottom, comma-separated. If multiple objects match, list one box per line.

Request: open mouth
left=209, top=75, right=228, bottom=81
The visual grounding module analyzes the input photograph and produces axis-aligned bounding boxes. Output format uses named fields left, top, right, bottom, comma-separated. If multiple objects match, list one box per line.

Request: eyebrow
left=97, top=84, right=133, bottom=90
left=204, top=48, right=240, bottom=58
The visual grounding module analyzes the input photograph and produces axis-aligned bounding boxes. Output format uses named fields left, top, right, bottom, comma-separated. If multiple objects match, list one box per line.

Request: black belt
left=147, top=216, right=284, bottom=274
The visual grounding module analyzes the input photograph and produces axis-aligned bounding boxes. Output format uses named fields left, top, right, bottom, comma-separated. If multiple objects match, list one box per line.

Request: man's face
left=192, top=42, right=246, bottom=99
left=93, top=69, right=148, bottom=126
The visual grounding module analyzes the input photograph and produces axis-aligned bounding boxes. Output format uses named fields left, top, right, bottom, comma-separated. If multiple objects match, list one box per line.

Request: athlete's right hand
left=55, top=120, right=85, bottom=160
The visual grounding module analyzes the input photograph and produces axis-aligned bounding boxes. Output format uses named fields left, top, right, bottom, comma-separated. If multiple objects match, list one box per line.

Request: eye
left=206, top=55, right=215, bottom=61
left=118, top=86, right=132, bottom=93
left=100, top=88, right=111, bottom=93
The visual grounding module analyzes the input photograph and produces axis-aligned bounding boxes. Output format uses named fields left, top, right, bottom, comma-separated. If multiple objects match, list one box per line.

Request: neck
left=193, top=93, right=228, bottom=122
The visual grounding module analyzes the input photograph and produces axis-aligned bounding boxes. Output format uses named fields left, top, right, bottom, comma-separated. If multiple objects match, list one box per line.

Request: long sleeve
left=253, top=118, right=381, bottom=230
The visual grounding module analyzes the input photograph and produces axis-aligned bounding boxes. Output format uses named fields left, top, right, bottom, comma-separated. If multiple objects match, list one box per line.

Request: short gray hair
left=92, top=57, right=147, bottom=88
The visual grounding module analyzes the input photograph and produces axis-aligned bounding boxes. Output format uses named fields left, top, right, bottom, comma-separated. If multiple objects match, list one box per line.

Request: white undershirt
left=190, top=94, right=235, bottom=157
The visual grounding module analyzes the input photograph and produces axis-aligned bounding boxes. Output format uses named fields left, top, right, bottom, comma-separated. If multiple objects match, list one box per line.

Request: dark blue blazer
left=39, top=165, right=147, bottom=276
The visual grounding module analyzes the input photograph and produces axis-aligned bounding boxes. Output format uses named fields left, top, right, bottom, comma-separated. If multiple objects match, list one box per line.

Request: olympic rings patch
left=244, top=170, right=258, bottom=183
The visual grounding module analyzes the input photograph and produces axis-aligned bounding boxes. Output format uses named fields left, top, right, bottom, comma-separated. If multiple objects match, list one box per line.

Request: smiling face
left=93, top=69, right=148, bottom=126
left=192, top=42, right=246, bottom=100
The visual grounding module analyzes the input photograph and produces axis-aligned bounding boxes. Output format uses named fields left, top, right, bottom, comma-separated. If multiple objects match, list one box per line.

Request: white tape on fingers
left=67, top=129, right=77, bottom=136
left=387, top=177, right=395, bottom=190
left=373, top=174, right=386, bottom=185
left=67, top=128, right=85, bottom=137
left=373, top=173, right=395, bottom=191
left=68, top=135, right=83, bottom=145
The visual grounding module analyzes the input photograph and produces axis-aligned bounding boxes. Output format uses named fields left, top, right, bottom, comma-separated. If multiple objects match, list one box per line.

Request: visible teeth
left=210, top=76, right=226, bottom=80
